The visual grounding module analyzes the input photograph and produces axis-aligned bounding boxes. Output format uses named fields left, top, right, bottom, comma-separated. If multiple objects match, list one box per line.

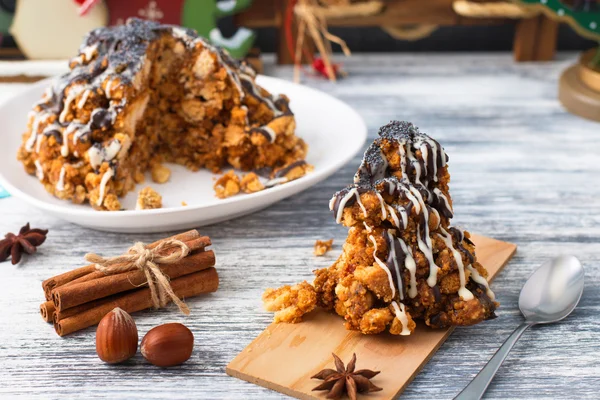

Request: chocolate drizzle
left=274, top=160, right=307, bottom=179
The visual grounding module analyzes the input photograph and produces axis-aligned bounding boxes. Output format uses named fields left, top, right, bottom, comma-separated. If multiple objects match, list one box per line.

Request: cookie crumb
left=213, top=170, right=241, bottom=198
left=241, top=172, right=265, bottom=193
left=181, top=201, right=188, bottom=206
left=273, top=160, right=314, bottom=183
left=151, top=163, right=171, bottom=184
left=136, top=187, right=162, bottom=210
left=314, top=239, right=334, bottom=256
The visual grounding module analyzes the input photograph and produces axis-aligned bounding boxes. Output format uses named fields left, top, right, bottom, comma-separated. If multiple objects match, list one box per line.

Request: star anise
left=0, top=223, right=48, bottom=265
left=311, top=353, right=382, bottom=400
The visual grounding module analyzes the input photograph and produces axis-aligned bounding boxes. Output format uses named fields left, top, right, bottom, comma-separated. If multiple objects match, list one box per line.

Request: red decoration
left=74, top=0, right=101, bottom=16
left=312, top=58, right=344, bottom=79
left=104, top=0, right=185, bottom=26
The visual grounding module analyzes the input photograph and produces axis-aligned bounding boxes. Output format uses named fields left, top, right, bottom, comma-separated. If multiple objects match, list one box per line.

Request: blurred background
left=0, top=0, right=597, bottom=58
left=0, top=0, right=598, bottom=119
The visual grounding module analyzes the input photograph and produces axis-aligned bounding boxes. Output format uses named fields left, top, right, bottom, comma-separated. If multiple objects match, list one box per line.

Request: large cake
left=17, top=18, right=309, bottom=210
left=263, top=121, right=497, bottom=335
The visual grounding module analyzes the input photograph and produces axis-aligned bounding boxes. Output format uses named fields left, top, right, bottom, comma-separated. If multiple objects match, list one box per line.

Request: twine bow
left=85, top=239, right=191, bottom=315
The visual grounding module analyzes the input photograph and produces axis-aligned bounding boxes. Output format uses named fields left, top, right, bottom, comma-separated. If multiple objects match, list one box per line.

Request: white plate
left=0, top=76, right=366, bottom=233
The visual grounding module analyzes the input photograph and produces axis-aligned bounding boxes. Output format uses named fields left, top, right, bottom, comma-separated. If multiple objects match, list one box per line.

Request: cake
left=263, top=121, right=497, bottom=335
left=17, top=18, right=310, bottom=210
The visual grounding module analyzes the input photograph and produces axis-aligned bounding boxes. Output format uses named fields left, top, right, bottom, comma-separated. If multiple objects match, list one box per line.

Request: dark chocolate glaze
left=385, top=231, right=408, bottom=299
left=90, top=109, right=114, bottom=131
left=449, top=227, right=476, bottom=264
left=254, top=167, right=273, bottom=179
left=43, top=129, right=62, bottom=144
left=274, top=160, right=307, bottom=179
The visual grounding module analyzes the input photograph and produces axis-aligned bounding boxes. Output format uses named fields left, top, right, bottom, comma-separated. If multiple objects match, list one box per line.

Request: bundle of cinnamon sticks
left=40, top=230, right=218, bottom=336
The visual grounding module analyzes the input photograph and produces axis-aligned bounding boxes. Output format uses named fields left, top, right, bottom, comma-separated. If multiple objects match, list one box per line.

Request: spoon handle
left=454, top=322, right=534, bottom=400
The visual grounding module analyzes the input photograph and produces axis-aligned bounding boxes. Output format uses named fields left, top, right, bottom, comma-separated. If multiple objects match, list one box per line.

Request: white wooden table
left=0, top=54, right=599, bottom=399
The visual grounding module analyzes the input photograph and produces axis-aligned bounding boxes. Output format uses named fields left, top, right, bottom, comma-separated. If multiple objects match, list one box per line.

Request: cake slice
left=17, top=18, right=309, bottom=210
left=263, top=121, right=497, bottom=335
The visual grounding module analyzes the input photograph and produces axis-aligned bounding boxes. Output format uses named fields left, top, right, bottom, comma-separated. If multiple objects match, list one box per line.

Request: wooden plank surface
left=226, top=235, right=516, bottom=399
left=0, top=53, right=599, bottom=399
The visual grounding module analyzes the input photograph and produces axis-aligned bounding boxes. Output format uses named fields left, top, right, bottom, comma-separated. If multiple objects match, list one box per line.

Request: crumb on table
left=314, top=239, right=334, bottom=256
left=136, top=187, right=162, bottom=210
left=151, top=163, right=171, bottom=184
left=240, top=172, right=265, bottom=193
left=181, top=201, right=188, bottom=206
left=213, top=170, right=241, bottom=198
left=262, top=282, right=317, bottom=323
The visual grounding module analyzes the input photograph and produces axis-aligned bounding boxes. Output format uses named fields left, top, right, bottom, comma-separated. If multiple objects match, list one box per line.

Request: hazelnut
left=96, top=308, right=138, bottom=364
left=141, top=323, right=194, bottom=367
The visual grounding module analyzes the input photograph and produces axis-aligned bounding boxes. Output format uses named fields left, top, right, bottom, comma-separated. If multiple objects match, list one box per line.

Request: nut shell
left=96, top=308, right=138, bottom=364
left=141, top=323, right=194, bottom=367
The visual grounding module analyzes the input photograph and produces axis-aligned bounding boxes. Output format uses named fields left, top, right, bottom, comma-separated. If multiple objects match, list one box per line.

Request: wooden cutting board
left=226, top=234, right=516, bottom=400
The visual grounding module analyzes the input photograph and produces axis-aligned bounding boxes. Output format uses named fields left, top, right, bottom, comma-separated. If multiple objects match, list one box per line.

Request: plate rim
left=0, top=75, right=367, bottom=220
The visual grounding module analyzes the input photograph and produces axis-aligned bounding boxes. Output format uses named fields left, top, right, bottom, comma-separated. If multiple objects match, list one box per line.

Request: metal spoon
left=455, top=255, right=585, bottom=400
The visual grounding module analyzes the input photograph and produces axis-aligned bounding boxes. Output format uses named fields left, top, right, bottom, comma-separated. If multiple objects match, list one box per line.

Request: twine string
left=84, top=239, right=191, bottom=315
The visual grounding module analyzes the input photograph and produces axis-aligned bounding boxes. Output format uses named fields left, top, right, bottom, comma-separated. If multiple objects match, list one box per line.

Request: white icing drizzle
left=264, top=177, right=288, bottom=187
left=61, top=124, right=78, bottom=157
left=88, top=139, right=122, bottom=170
left=406, top=143, right=422, bottom=186
left=88, top=146, right=103, bottom=170
left=398, top=237, right=418, bottom=298
left=391, top=301, right=411, bottom=336
left=34, top=160, right=44, bottom=181
left=375, top=192, right=387, bottom=220
left=363, top=221, right=372, bottom=233
left=397, top=206, right=408, bottom=229
left=398, top=138, right=408, bottom=179
left=35, top=134, right=44, bottom=153
left=368, top=234, right=396, bottom=299
left=56, top=166, right=66, bottom=192
left=386, top=231, right=405, bottom=301
left=82, top=43, right=98, bottom=61
left=103, top=140, right=122, bottom=161
left=426, top=138, right=440, bottom=182
left=409, top=187, right=440, bottom=287
left=434, top=188, right=453, bottom=213
left=26, top=112, right=49, bottom=152
left=404, top=187, right=421, bottom=214
left=97, top=168, right=114, bottom=206
left=330, top=188, right=367, bottom=224
left=105, top=78, right=116, bottom=98
left=466, top=264, right=496, bottom=301
left=259, top=126, right=276, bottom=142
left=387, top=205, right=400, bottom=229
left=431, top=207, right=441, bottom=229
left=77, top=89, right=91, bottom=109
left=420, top=140, right=429, bottom=177
left=59, top=85, right=83, bottom=123
left=438, top=227, right=473, bottom=301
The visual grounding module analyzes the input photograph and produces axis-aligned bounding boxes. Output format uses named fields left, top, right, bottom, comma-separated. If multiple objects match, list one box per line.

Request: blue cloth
left=0, top=184, right=9, bottom=199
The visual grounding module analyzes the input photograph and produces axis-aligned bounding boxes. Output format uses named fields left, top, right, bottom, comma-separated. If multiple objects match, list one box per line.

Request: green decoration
left=182, top=0, right=255, bottom=59
left=0, top=8, right=14, bottom=35
left=514, top=0, right=600, bottom=67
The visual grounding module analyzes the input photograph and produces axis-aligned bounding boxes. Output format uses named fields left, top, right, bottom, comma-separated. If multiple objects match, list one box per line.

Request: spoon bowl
left=455, top=255, right=585, bottom=400
left=519, top=255, right=585, bottom=324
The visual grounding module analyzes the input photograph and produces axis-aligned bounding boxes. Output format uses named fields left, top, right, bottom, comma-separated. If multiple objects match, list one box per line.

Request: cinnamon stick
left=54, top=294, right=122, bottom=322
left=42, top=265, right=96, bottom=301
left=57, top=235, right=212, bottom=290
left=52, top=250, right=215, bottom=311
left=41, top=230, right=205, bottom=300
left=40, top=300, right=56, bottom=323
left=54, top=267, right=219, bottom=336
